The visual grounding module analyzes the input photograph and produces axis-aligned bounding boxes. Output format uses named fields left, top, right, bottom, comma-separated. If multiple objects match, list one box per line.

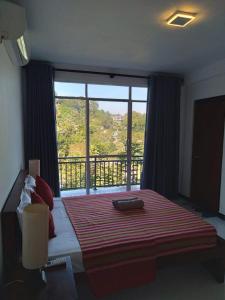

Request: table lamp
left=22, top=203, right=49, bottom=285
left=29, top=159, right=40, bottom=177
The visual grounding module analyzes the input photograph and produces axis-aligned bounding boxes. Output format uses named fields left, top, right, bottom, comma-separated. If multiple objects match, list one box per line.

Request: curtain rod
left=55, top=68, right=149, bottom=79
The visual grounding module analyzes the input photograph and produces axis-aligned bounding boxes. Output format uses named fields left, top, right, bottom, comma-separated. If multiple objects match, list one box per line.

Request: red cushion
left=31, top=192, right=56, bottom=239
left=36, top=176, right=54, bottom=211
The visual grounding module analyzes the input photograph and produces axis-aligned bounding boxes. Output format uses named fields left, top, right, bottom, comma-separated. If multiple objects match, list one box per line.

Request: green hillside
left=56, top=99, right=146, bottom=158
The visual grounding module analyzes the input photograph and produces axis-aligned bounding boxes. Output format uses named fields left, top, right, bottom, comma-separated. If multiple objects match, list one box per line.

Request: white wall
left=180, top=58, right=225, bottom=200
left=0, top=44, right=24, bottom=281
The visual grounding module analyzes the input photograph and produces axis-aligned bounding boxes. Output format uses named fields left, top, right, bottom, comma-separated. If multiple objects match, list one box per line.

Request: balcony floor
left=60, top=185, right=140, bottom=197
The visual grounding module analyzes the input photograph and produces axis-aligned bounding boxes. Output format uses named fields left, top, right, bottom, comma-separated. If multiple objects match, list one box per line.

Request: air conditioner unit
left=0, top=1, right=30, bottom=66
left=4, top=32, right=30, bottom=66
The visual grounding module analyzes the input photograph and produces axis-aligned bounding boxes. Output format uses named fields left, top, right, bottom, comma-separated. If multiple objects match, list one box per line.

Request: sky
left=54, top=82, right=147, bottom=114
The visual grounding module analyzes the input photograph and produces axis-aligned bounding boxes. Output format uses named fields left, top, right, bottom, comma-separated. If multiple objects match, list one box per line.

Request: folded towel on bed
left=112, top=198, right=144, bottom=210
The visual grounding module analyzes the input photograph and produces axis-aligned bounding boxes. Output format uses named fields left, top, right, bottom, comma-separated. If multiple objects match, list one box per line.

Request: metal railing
left=58, top=155, right=143, bottom=190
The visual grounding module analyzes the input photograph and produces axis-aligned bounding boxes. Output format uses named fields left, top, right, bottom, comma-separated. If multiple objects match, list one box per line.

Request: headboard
left=1, top=170, right=26, bottom=281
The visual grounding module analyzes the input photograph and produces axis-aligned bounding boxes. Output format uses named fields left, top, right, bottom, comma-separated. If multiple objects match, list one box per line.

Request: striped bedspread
left=63, top=189, right=217, bottom=297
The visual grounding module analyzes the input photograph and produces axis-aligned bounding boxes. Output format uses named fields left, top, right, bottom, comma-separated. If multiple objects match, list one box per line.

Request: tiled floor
left=206, top=217, right=225, bottom=239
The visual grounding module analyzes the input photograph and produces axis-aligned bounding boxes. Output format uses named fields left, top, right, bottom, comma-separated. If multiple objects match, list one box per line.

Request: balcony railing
left=58, top=155, right=143, bottom=190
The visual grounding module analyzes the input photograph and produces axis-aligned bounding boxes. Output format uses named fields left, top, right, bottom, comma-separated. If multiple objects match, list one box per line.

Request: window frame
left=55, top=82, right=148, bottom=194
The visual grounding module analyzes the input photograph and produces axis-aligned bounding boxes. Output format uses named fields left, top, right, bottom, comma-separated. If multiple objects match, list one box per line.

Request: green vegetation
left=56, top=99, right=146, bottom=158
left=56, top=99, right=146, bottom=189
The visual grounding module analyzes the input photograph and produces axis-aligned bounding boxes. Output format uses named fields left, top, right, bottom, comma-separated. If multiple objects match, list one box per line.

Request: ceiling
left=18, top=0, right=225, bottom=74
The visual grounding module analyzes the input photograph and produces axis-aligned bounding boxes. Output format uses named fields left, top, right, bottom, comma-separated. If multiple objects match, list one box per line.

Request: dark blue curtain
left=24, top=61, right=60, bottom=196
left=141, top=74, right=182, bottom=199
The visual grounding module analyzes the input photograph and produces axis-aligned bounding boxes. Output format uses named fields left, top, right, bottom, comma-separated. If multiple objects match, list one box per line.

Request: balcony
left=58, top=155, right=143, bottom=193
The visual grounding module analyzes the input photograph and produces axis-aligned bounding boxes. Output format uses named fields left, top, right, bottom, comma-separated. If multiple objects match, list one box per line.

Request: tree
left=56, top=99, right=146, bottom=157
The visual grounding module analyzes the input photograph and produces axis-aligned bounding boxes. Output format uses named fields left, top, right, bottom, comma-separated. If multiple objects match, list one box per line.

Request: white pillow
left=24, top=174, right=36, bottom=191
left=17, top=189, right=32, bottom=229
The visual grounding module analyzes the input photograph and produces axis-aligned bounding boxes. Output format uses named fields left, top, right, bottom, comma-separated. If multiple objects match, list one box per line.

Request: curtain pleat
left=141, top=74, right=182, bottom=199
left=24, top=61, right=60, bottom=196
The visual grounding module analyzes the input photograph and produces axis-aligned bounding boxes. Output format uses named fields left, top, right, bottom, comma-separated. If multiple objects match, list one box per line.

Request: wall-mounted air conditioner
left=0, top=1, right=30, bottom=66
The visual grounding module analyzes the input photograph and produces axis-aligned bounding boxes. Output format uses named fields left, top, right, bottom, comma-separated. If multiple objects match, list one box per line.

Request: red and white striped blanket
left=63, top=189, right=217, bottom=297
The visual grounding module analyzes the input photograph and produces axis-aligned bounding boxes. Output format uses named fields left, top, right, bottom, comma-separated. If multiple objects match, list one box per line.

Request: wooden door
left=191, top=97, right=225, bottom=212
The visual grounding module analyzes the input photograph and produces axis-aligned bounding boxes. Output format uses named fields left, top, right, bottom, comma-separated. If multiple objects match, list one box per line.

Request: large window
left=55, top=82, right=148, bottom=194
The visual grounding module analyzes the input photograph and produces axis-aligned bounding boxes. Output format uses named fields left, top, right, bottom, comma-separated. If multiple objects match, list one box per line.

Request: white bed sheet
left=48, top=197, right=84, bottom=273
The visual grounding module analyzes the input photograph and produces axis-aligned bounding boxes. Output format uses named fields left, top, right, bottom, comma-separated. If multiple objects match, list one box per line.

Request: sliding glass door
left=55, top=82, right=147, bottom=194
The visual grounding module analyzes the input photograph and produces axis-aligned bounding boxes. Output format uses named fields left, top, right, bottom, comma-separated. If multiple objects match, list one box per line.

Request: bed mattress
left=48, top=198, right=84, bottom=272
left=63, top=190, right=217, bottom=261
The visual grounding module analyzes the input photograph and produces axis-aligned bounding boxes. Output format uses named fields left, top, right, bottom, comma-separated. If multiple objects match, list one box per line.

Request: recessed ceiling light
left=167, top=11, right=196, bottom=27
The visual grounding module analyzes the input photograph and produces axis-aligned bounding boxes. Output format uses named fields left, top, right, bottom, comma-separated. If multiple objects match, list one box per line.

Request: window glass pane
left=56, top=99, right=86, bottom=189
left=89, top=100, right=128, bottom=188
left=56, top=99, right=86, bottom=157
left=54, top=82, right=85, bottom=97
left=131, top=102, right=146, bottom=186
left=88, top=84, right=129, bottom=99
left=89, top=101, right=128, bottom=156
left=132, top=102, right=147, bottom=157
left=132, top=87, right=148, bottom=101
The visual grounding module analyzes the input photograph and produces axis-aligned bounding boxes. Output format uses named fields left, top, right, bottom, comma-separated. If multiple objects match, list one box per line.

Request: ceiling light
left=167, top=11, right=196, bottom=27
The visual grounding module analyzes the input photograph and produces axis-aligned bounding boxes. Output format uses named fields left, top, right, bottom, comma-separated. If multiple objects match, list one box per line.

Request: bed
left=2, top=170, right=225, bottom=297
left=49, top=193, right=217, bottom=273
left=48, top=189, right=224, bottom=296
